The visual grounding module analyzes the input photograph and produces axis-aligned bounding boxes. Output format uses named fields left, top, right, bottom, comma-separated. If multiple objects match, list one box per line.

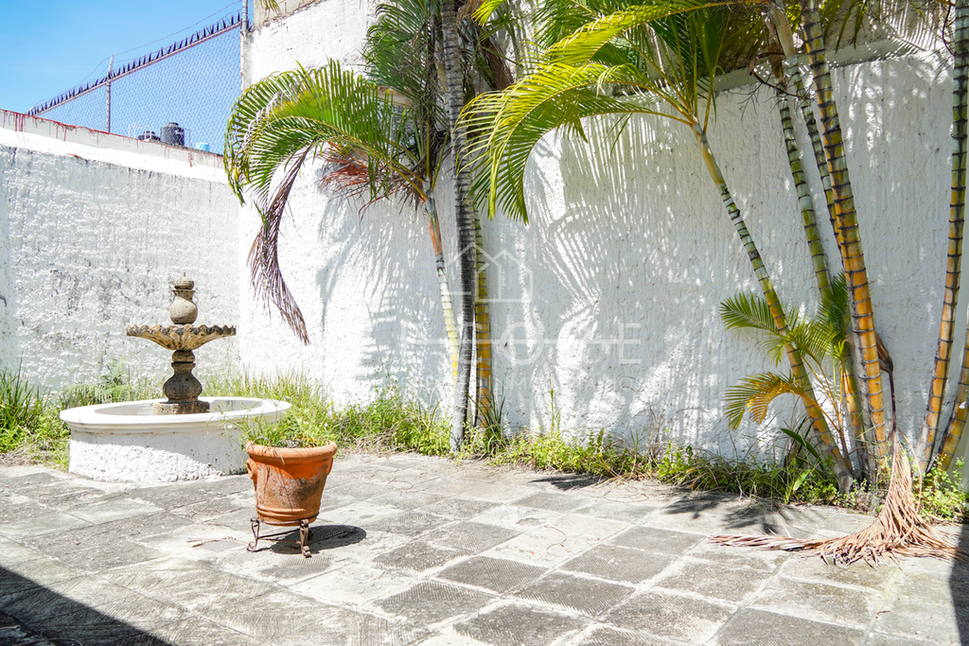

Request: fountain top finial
left=170, top=276, right=198, bottom=324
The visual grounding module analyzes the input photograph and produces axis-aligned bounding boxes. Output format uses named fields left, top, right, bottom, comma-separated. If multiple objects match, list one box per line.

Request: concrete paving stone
left=0, top=506, right=92, bottom=538
left=292, top=561, right=419, bottom=606
left=424, top=521, right=519, bottom=553
left=487, top=521, right=620, bottom=567
left=712, top=608, right=865, bottom=645
left=820, top=510, right=879, bottom=534
left=684, top=539, right=788, bottom=573
left=574, top=500, right=660, bottom=524
left=325, top=480, right=403, bottom=501
left=13, top=482, right=113, bottom=509
left=779, top=554, right=901, bottom=590
left=299, top=605, right=429, bottom=646
left=515, top=492, right=595, bottom=513
left=0, top=535, right=44, bottom=566
left=209, top=545, right=336, bottom=585
left=513, top=570, right=634, bottom=617
left=48, top=538, right=163, bottom=573
left=374, top=540, right=470, bottom=573
left=863, top=633, right=941, bottom=646
left=0, top=471, right=67, bottom=490
left=0, top=577, right=147, bottom=643
left=562, top=544, right=676, bottom=584
left=134, top=566, right=278, bottom=612
left=605, top=589, right=735, bottom=643
left=95, top=591, right=187, bottom=634
left=653, top=558, right=774, bottom=604
left=453, top=602, right=587, bottom=646
left=418, top=497, right=499, bottom=519
left=168, top=493, right=252, bottom=522
left=0, top=622, right=52, bottom=646
left=753, top=576, right=879, bottom=628
left=65, top=510, right=197, bottom=541
left=0, top=556, right=82, bottom=589
left=196, top=588, right=344, bottom=643
left=375, top=580, right=495, bottom=626
left=132, top=521, right=253, bottom=560
left=607, top=526, right=705, bottom=555
left=436, top=555, right=547, bottom=594
left=319, top=500, right=411, bottom=529
left=469, top=503, right=561, bottom=531
left=67, top=496, right=162, bottom=525
left=99, top=556, right=217, bottom=593
left=412, top=632, right=492, bottom=646
left=150, top=616, right=260, bottom=646
left=871, top=600, right=968, bottom=644
left=572, top=626, right=688, bottom=646
left=528, top=472, right=605, bottom=492
left=367, top=510, right=452, bottom=537
left=373, top=491, right=447, bottom=510
left=126, top=486, right=216, bottom=511
left=888, top=566, right=966, bottom=608
left=440, top=479, right=539, bottom=503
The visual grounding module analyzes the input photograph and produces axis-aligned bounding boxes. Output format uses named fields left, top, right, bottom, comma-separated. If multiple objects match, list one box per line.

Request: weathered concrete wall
left=0, top=111, right=240, bottom=394
left=241, top=7, right=955, bottom=459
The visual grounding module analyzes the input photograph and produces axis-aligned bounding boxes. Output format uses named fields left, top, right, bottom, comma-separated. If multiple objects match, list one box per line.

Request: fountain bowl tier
left=61, top=397, right=291, bottom=482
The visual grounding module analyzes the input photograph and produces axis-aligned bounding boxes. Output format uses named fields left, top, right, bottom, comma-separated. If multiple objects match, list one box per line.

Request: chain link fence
left=28, top=11, right=243, bottom=153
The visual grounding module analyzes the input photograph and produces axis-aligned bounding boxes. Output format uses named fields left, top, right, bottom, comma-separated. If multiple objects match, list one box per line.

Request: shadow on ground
left=0, top=565, right=172, bottom=645
left=247, top=523, right=366, bottom=556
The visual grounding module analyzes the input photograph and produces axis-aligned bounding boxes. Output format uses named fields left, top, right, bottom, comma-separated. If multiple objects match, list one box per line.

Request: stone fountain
left=60, top=277, right=290, bottom=482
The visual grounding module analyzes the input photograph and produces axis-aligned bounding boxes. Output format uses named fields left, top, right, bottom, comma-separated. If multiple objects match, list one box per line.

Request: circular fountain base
left=61, top=397, right=291, bottom=482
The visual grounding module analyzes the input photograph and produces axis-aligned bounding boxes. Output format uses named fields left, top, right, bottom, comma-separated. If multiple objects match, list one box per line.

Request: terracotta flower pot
left=245, top=441, right=338, bottom=525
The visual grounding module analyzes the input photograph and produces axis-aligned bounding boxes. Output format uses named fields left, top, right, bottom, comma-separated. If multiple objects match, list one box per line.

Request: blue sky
left=0, top=0, right=246, bottom=114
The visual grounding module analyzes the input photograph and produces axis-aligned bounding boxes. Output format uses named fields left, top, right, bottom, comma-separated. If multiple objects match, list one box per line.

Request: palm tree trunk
left=919, top=0, right=969, bottom=472
left=441, top=0, right=476, bottom=451
left=695, top=126, right=853, bottom=491
left=800, top=0, right=890, bottom=465
left=767, top=4, right=869, bottom=477
left=425, top=179, right=460, bottom=382
left=778, top=88, right=830, bottom=295
left=474, top=214, right=493, bottom=425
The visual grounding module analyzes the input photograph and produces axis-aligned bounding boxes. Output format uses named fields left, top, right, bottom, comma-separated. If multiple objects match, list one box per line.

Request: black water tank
left=160, top=122, right=185, bottom=147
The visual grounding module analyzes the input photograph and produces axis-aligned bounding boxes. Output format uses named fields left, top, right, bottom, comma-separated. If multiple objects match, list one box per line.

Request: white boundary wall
left=241, top=5, right=960, bottom=460
left=0, top=111, right=240, bottom=393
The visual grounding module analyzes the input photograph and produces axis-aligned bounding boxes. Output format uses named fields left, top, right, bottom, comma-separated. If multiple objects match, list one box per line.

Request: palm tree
left=464, top=0, right=854, bottom=490
left=235, top=0, right=518, bottom=449
left=923, top=0, right=969, bottom=472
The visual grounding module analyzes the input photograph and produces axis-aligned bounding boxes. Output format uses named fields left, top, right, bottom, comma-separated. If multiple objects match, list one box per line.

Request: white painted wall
left=239, top=5, right=959, bottom=461
left=0, top=111, right=240, bottom=395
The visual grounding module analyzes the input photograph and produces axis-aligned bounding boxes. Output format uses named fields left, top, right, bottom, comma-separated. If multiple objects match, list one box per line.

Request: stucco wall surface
left=240, top=6, right=956, bottom=459
left=0, top=111, right=240, bottom=393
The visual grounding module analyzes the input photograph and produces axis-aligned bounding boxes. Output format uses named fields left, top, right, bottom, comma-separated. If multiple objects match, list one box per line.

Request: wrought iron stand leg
left=248, top=518, right=261, bottom=552
left=299, top=519, right=311, bottom=558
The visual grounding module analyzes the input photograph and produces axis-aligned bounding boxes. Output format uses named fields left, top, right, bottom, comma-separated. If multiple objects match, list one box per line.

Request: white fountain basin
left=61, top=397, right=291, bottom=482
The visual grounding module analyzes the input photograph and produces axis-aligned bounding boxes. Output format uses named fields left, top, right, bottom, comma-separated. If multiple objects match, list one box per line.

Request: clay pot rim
left=246, top=441, right=337, bottom=463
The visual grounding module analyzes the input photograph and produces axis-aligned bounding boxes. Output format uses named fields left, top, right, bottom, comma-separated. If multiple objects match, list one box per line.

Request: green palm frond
left=225, top=62, right=420, bottom=208
left=720, top=292, right=801, bottom=366
left=545, top=1, right=726, bottom=66
left=464, top=62, right=674, bottom=221
left=725, top=371, right=806, bottom=429
left=225, top=61, right=428, bottom=343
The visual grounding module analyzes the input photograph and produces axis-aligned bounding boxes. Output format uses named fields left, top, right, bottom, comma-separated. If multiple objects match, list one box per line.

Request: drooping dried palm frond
left=711, top=438, right=966, bottom=565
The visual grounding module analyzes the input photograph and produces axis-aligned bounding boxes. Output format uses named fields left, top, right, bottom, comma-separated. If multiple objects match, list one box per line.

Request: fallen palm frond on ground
left=711, top=439, right=966, bottom=565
